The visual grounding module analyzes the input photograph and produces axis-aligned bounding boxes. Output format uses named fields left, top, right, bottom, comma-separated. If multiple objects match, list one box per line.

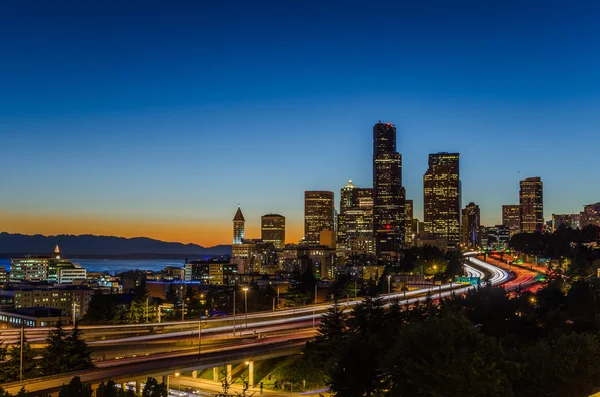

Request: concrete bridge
left=2, top=339, right=306, bottom=396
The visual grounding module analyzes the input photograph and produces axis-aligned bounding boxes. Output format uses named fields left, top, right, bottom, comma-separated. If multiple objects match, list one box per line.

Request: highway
left=1, top=254, right=518, bottom=395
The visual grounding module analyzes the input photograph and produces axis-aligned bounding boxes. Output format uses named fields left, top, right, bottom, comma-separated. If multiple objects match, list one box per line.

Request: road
left=2, top=254, right=515, bottom=395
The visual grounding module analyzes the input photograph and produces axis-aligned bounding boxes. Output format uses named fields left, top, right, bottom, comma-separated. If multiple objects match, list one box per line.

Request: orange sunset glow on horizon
left=0, top=211, right=305, bottom=247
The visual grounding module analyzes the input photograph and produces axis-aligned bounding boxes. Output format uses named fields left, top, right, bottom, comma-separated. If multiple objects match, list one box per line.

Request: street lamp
left=387, top=275, right=391, bottom=295
left=232, top=288, right=236, bottom=336
left=314, top=283, right=318, bottom=304
left=243, top=287, right=249, bottom=329
left=339, top=290, right=350, bottom=306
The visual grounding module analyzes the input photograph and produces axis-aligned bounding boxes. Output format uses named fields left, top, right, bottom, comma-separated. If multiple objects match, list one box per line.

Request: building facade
left=423, top=152, right=461, bottom=249
left=12, top=287, right=93, bottom=319
left=520, top=177, right=544, bottom=233
left=461, top=202, right=481, bottom=247
left=261, top=214, right=286, bottom=249
left=10, top=245, right=86, bottom=284
left=552, top=213, right=581, bottom=231
left=580, top=203, right=600, bottom=228
left=304, top=191, right=335, bottom=245
left=502, top=205, right=521, bottom=237
left=184, top=259, right=238, bottom=285
left=373, top=122, right=405, bottom=262
left=337, top=181, right=374, bottom=256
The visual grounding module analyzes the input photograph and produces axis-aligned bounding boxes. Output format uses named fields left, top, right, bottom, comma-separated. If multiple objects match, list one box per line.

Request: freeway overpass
left=2, top=255, right=540, bottom=395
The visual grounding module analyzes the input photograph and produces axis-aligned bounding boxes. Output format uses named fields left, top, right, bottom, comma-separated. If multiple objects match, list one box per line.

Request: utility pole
left=20, top=323, right=24, bottom=382
left=233, top=289, right=236, bottom=336
left=145, top=297, right=149, bottom=323
left=182, top=298, right=185, bottom=322
left=314, top=284, right=318, bottom=304
left=243, top=287, right=248, bottom=329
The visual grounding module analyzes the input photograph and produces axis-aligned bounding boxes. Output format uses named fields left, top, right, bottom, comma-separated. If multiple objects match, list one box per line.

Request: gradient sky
left=1, top=1, right=599, bottom=246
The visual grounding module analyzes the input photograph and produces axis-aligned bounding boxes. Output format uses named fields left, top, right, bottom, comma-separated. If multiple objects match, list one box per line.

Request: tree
left=0, top=385, right=12, bottom=397
left=64, top=322, right=94, bottom=371
left=305, top=304, right=347, bottom=380
left=97, top=381, right=119, bottom=397
left=5, top=330, right=36, bottom=381
left=142, top=377, right=167, bottom=397
left=58, top=377, right=93, bottom=397
left=514, top=333, right=600, bottom=397
left=385, top=314, right=515, bottom=397
left=40, top=321, right=69, bottom=375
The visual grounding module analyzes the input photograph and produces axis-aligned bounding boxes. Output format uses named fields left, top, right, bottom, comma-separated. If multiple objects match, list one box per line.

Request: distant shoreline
left=0, top=253, right=228, bottom=260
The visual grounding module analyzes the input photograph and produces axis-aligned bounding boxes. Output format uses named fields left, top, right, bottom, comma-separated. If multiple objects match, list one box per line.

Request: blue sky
left=1, top=1, right=598, bottom=245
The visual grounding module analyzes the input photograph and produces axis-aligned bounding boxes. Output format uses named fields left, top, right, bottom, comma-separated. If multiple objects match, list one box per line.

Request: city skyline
left=2, top=2, right=599, bottom=246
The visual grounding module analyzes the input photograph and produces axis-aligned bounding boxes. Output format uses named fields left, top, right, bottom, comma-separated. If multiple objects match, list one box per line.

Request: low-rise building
left=12, top=286, right=93, bottom=319
left=184, top=259, right=238, bottom=285
left=0, top=307, right=68, bottom=329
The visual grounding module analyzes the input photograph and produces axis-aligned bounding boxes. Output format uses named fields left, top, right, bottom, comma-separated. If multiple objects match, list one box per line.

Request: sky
left=1, top=1, right=599, bottom=247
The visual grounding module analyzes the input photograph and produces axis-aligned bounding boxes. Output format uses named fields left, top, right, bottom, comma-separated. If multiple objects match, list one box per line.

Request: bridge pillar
left=226, top=364, right=232, bottom=384
left=192, top=370, right=198, bottom=379
left=213, top=367, right=220, bottom=382
left=163, top=375, right=169, bottom=390
left=136, top=380, right=141, bottom=394
left=248, top=361, right=254, bottom=388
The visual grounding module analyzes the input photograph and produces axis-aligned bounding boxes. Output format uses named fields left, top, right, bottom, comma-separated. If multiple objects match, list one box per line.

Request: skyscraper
left=233, top=206, right=245, bottom=244
left=502, top=205, right=521, bottom=237
left=519, top=177, right=544, bottom=233
left=261, top=214, right=286, bottom=249
left=423, top=152, right=461, bottom=249
left=337, top=180, right=374, bottom=254
left=405, top=199, right=414, bottom=245
left=373, top=122, right=405, bottom=262
left=461, top=202, right=480, bottom=247
left=304, top=191, right=335, bottom=245
left=580, top=203, right=600, bottom=228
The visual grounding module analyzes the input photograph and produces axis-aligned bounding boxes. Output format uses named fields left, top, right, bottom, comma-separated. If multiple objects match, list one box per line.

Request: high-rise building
left=304, top=191, right=335, bottom=245
left=461, top=202, right=481, bottom=247
left=405, top=199, right=414, bottom=245
left=580, top=203, right=600, bottom=228
left=502, top=205, right=521, bottom=237
left=373, top=122, right=405, bottom=262
left=552, top=213, right=580, bottom=231
left=338, top=180, right=374, bottom=254
left=233, top=207, right=245, bottom=244
left=423, top=152, right=461, bottom=249
left=519, top=177, right=544, bottom=233
left=261, top=214, right=286, bottom=249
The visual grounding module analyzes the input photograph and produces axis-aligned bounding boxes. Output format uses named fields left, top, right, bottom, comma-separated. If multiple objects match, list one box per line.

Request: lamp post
left=233, top=289, right=236, bottom=336
left=197, top=317, right=202, bottom=361
left=314, top=284, right=318, bottom=304
left=387, top=275, right=391, bottom=295
left=339, top=290, right=350, bottom=306
left=145, top=297, right=149, bottom=323
left=243, top=287, right=248, bottom=329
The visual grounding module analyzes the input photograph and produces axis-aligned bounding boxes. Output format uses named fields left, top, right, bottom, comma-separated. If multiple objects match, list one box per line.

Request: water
left=0, top=258, right=185, bottom=274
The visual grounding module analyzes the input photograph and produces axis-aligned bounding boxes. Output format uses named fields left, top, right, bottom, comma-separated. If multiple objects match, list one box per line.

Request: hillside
left=0, top=232, right=231, bottom=258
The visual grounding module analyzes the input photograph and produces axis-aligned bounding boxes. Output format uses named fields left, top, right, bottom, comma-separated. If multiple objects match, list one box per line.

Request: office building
left=373, top=122, right=405, bottom=262
left=12, top=286, right=93, bottom=319
left=338, top=181, right=374, bottom=255
left=233, top=206, right=245, bottom=244
left=261, top=214, right=286, bottom=249
left=184, top=259, right=238, bottom=285
left=461, top=202, right=481, bottom=247
left=520, top=177, right=544, bottom=233
left=552, top=214, right=580, bottom=231
left=405, top=199, right=414, bottom=245
left=502, top=205, right=521, bottom=237
left=580, top=203, right=600, bottom=228
left=304, top=191, right=335, bottom=245
left=0, top=268, right=9, bottom=284
left=9, top=245, right=86, bottom=284
left=423, top=152, right=461, bottom=249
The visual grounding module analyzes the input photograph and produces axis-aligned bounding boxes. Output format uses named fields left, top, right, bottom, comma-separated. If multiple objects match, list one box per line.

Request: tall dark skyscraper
left=461, top=202, right=480, bottom=247
left=423, top=152, right=461, bottom=249
left=304, top=191, right=335, bottom=245
left=520, top=176, right=544, bottom=233
left=373, top=122, right=405, bottom=262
